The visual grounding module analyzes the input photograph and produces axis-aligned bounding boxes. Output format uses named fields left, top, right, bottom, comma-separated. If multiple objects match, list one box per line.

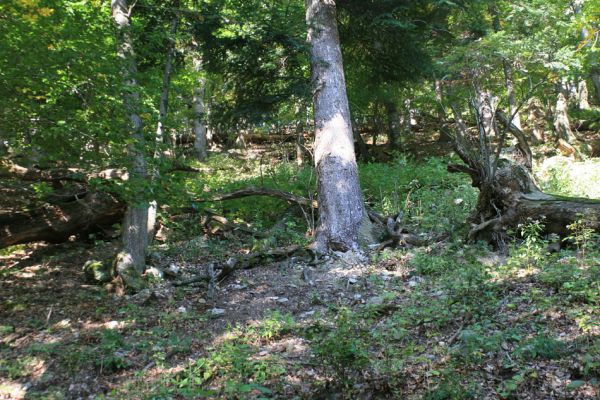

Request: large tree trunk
left=192, top=55, right=208, bottom=161
left=449, top=104, right=600, bottom=247
left=305, top=0, right=373, bottom=253
left=112, top=0, right=154, bottom=290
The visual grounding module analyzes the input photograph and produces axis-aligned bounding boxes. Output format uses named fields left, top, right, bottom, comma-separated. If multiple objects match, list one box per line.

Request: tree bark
left=192, top=56, right=208, bottom=161
left=305, top=0, right=373, bottom=253
left=112, top=0, right=154, bottom=289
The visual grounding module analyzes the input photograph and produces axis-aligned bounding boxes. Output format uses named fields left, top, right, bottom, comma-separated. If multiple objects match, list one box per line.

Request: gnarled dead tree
left=448, top=103, right=600, bottom=248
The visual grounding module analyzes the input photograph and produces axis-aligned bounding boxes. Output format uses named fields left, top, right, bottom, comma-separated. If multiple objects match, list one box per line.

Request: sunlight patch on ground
left=0, top=382, right=26, bottom=399
left=535, top=156, right=600, bottom=198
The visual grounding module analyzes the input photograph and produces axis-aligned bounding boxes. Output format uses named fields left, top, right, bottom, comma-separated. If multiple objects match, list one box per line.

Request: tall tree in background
left=305, top=0, right=371, bottom=253
left=192, top=53, right=209, bottom=161
left=155, top=15, right=180, bottom=146
left=111, top=0, right=155, bottom=289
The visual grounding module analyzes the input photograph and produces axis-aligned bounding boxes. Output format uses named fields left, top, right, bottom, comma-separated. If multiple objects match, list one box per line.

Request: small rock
left=209, top=308, right=225, bottom=317
left=276, top=297, right=289, bottom=304
left=300, top=310, right=315, bottom=318
left=407, top=276, right=424, bottom=287
left=83, top=260, right=113, bottom=284
left=105, top=320, right=119, bottom=330
left=132, top=289, right=152, bottom=304
left=229, top=284, right=246, bottom=290
left=367, top=296, right=384, bottom=306
left=197, top=298, right=206, bottom=304
left=145, top=266, right=164, bottom=280
left=167, top=263, right=181, bottom=274
left=177, top=306, right=187, bottom=313
left=348, top=277, right=358, bottom=284
left=353, top=294, right=362, bottom=300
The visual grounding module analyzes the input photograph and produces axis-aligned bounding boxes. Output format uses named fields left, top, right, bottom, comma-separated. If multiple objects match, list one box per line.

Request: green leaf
left=566, top=380, right=585, bottom=390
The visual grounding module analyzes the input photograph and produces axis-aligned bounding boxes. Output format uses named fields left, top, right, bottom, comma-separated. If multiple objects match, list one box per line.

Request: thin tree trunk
left=503, top=63, right=522, bottom=128
left=384, top=101, right=401, bottom=150
left=352, top=117, right=369, bottom=161
left=475, top=90, right=498, bottom=138
left=156, top=17, right=179, bottom=147
left=591, top=67, right=600, bottom=104
left=403, top=99, right=412, bottom=136
left=305, top=0, right=372, bottom=253
left=553, top=93, right=577, bottom=143
left=112, top=0, right=154, bottom=290
left=573, top=0, right=591, bottom=110
left=296, top=122, right=305, bottom=166
left=192, top=56, right=208, bottom=161
left=553, top=92, right=585, bottom=158
left=577, top=80, right=590, bottom=110
left=526, top=97, right=545, bottom=143
left=435, top=79, right=453, bottom=143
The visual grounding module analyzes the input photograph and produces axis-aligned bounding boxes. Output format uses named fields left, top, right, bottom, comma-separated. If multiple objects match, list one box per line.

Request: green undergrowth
left=159, top=154, right=477, bottom=260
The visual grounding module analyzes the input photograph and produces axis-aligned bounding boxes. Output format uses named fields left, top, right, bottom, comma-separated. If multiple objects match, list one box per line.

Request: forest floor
left=1, top=142, right=599, bottom=399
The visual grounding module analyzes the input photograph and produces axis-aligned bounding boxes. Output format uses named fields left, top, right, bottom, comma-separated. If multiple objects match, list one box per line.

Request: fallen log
left=0, top=191, right=125, bottom=248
